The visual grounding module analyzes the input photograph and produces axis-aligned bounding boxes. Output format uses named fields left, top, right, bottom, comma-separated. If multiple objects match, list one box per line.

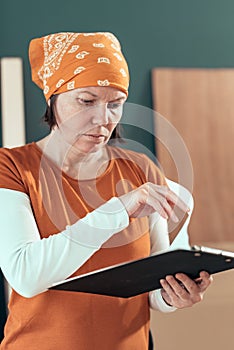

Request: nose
left=91, top=103, right=109, bottom=125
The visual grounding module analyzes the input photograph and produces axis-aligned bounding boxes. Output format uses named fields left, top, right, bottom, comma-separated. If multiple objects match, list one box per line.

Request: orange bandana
left=29, top=32, right=129, bottom=101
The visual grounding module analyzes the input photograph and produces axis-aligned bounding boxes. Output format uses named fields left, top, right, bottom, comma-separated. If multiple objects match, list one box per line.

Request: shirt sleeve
left=0, top=148, right=27, bottom=193
left=148, top=178, right=194, bottom=312
left=148, top=212, right=177, bottom=312
left=0, top=188, right=129, bottom=298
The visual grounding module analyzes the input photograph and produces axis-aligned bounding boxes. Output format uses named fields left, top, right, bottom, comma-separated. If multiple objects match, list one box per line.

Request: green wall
left=1, top=0, right=234, bottom=150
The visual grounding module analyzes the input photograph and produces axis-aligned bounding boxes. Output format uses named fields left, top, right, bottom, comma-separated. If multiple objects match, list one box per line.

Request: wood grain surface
left=152, top=68, right=234, bottom=244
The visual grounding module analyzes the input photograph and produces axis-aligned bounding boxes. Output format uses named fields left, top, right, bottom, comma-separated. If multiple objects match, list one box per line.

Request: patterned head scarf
left=29, top=32, right=129, bottom=101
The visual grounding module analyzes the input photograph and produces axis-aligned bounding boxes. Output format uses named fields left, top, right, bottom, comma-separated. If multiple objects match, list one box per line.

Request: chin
left=72, top=142, right=105, bottom=154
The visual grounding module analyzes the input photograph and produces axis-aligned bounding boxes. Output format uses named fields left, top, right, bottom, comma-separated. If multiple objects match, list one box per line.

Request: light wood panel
left=152, top=68, right=234, bottom=244
left=0, top=57, right=26, bottom=312
left=1, top=57, right=25, bottom=147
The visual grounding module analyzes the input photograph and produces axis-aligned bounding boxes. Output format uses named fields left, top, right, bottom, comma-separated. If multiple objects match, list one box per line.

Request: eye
left=79, top=98, right=95, bottom=105
left=107, top=102, right=123, bottom=110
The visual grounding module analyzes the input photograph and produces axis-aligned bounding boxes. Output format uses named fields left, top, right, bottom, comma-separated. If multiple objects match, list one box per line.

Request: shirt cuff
left=149, top=289, right=177, bottom=313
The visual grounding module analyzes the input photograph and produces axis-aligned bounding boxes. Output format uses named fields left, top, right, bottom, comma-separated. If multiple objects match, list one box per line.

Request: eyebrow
left=109, top=97, right=126, bottom=102
left=78, top=91, right=99, bottom=97
left=78, top=90, right=127, bottom=101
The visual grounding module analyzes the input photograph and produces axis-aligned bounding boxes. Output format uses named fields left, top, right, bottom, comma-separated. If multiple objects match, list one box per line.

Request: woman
left=0, top=32, right=212, bottom=350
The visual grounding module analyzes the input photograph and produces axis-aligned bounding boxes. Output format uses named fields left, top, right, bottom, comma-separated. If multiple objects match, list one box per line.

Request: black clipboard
left=50, top=246, right=234, bottom=298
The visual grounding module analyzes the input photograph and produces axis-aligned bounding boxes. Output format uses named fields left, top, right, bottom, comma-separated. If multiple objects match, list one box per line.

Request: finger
left=194, top=271, right=213, bottom=291
left=199, top=271, right=212, bottom=280
left=166, top=190, right=190, bottom=213
left=152, top=184, right=190, bottom=213
left=174, top=273, right=212, bottom=301
left=148, top=185, right=188, bottom=222
left=175, top=273, right=200, bottom=291
left=160, top=278, right=180, bottom=303
left=165, top=275, right=193, bottom=299
left=132, top=202, right=169, bottom=219
left=139, top=192, right=170, bottom=219
left=197, top=271, right=213, bottom=291
left=147, top=188, right=180, bottom=222
left=138, top=185, right=172, bottom=220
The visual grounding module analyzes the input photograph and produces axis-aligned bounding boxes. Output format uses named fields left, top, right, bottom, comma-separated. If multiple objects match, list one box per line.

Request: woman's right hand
left=119, top=182, right=190, bottom=222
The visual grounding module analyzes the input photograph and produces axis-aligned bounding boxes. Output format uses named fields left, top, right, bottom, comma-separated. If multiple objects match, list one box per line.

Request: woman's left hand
left=160, top=271, right=213, bottom=308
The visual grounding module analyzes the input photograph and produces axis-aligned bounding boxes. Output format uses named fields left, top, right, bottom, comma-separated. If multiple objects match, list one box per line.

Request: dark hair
left=42, top=94, right=124, bottom=141
left=43, top=95, right=58, bottom=130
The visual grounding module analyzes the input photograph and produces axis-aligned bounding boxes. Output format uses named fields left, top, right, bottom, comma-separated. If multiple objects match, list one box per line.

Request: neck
left=36, top=130, right=110, bottom=180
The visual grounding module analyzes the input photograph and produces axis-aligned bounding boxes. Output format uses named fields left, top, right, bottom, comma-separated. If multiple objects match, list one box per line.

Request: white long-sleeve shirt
left=0, top=179, right=193, bottom=312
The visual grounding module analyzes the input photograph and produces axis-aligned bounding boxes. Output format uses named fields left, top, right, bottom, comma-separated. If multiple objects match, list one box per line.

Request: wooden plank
left=0, top=57, right=26, bottom=339
left=152, top=68, right=234, bottom=244
left=1, top=57, right=25, bottom=147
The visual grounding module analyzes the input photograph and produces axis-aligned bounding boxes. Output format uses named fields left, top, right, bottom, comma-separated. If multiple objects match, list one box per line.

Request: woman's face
left=53, top=86, right=127, bottom=154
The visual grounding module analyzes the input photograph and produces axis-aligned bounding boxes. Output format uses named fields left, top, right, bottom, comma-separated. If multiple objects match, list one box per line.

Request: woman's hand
left=160, top=271, right=213, bottom=308
left=119, top=182, right=189, bottom=221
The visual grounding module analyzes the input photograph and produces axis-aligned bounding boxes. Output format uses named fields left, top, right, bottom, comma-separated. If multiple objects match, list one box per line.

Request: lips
left=83, top=134, right=107, bottom=142
left=85, top=134, right=105, bottom=137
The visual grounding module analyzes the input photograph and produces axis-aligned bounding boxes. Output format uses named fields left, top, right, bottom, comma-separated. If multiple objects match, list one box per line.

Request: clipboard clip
left=191, top=245, right=234, bottom=259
